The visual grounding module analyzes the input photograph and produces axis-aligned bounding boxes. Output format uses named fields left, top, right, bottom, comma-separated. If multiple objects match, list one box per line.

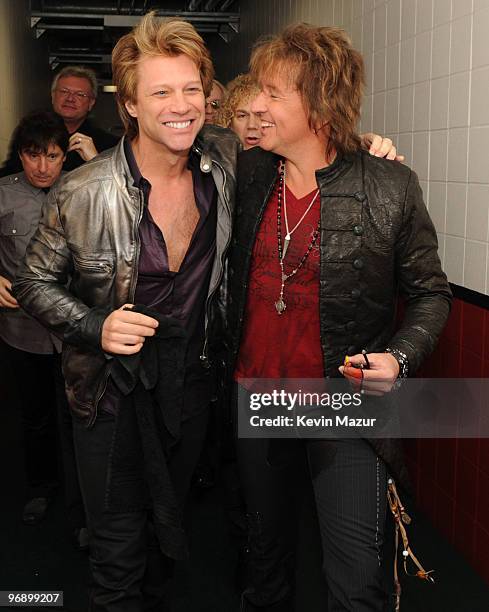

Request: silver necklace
left=282, top=164, right=320, bottom=258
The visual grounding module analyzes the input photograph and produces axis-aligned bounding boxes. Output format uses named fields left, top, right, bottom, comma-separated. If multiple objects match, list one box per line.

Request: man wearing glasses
left=0, top=66, right=118, bottom=176
left=204, top=79, right=226, bottom=124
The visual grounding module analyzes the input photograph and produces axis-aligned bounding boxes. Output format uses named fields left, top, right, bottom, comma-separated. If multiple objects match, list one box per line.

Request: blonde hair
left=215, top=74, right=260, bottom=128
left=112, top=11, right=214, bottom=138
left=250, top=23, right=364, bottom=155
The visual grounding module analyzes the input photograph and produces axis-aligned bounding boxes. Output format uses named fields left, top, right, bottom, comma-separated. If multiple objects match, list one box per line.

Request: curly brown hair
left=249, top=23, right=364, bottom=155
left=112, top=11, right=214, bottom=139
left=215, top=73, right=260, bottom=128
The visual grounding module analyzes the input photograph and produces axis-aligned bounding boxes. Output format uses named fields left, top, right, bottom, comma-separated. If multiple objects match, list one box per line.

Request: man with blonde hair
left=14, top=12, right=239, bottom=611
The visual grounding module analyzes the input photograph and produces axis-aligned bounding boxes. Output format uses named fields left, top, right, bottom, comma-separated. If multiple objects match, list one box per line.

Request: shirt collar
left=123, top=137, right=201, bottom=189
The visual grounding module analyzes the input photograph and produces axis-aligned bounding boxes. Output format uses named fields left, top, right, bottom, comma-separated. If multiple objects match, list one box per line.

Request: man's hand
left=0, top=275, right=19, bottom=308
left=101, top=304, right=159, bottom=355
left=68, top=132, right=99, bottom=162
left=339, top=352, right=400, bottom=395
left=360, top=132, right=405, bottom=162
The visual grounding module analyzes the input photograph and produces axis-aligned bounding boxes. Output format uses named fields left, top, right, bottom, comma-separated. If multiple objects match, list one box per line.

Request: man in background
left=0, top=66, right=118, bottom=176
left=0, top=111, right=66, bottom=525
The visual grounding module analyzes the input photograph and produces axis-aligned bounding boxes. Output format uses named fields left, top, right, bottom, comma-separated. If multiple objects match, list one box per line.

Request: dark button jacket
left=226, top=147, right=452, bottom=488
left=13, top=125, right=239, bottom=426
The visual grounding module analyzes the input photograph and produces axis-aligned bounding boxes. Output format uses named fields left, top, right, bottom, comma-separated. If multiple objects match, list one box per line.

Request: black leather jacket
left=226, top=147, right=452, bottom=487
left=13, top=125, right=239, bottom=426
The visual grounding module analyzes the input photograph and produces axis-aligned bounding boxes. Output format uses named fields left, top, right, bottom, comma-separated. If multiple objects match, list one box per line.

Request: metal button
left=200, top=355, right=211, bottom=369
left=202, top=163, right=211, bottom=172
left=12, top=229, right=17, bottom=234
left=351, top=288, right=361, bottom=299
left=353, top=258, right=364, bottom=270
left=354, top=191, right=367, bottom=202
left=353, top=224, right=364, bottom=236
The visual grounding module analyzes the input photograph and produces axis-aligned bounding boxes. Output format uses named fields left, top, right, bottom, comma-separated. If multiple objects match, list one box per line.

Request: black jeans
left=3, top=341, right=59, bottom=498
left=73, top=408, right=209, bottom=612
left=54, top=357, right=86, bottom=530
left=237, top=437, right=388, bottom=612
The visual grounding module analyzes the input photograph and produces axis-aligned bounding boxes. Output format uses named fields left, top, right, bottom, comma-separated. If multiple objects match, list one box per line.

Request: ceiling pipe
left=204, top=0, right=221, bottom=11
left=187, top=0, right=203, bottom=10
left=40, top=3, right=131, bottom=14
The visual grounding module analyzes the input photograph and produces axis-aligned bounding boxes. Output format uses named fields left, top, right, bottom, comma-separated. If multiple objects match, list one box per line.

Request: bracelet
left=385, top=347, right=409, bottom=378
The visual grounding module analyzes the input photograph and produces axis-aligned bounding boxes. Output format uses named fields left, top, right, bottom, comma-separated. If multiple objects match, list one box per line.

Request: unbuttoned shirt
left=99, top=139, right=217, bottom=417
left=0, top=172, right=61, bottom=354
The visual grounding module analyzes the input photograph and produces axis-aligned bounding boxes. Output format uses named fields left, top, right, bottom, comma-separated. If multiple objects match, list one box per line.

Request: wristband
left=385, top=347, right=409, bottom=379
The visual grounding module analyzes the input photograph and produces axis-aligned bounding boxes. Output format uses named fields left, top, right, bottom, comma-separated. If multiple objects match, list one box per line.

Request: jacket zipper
left=75, top=260, right=113, bottom=274
left=200, top=159, right=232, bottom=364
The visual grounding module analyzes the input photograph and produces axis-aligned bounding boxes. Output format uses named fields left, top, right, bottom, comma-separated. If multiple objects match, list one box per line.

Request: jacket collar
left=193, top=124, right=239, bottom=173
left=110, top=137, right=139, bottom=197
left=111, top=125, right=238, bottom=192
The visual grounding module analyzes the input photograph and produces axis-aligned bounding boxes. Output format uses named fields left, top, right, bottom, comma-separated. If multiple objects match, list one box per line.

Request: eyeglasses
left=55, top=87, right=92, bottom=100
left=206, top=99, right=221, bottom=110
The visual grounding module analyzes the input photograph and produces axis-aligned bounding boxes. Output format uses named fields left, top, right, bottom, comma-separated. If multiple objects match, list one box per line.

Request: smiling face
left=19, top=143, right=65, bottom=189
left=230, top=95, right=262, bottom=150
left=125, top=53, right=205, bottom=156
left=250, top=72, right=315, bottom=158
left=51, top=75, right=95, bottom=125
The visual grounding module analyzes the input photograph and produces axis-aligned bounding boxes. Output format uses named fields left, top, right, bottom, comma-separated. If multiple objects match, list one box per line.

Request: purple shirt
left=100, top=139, right=217, bottom=417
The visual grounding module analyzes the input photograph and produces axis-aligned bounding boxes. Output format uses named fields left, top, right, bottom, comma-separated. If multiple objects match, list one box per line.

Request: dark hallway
left=1, top=352, right=488, bottom=612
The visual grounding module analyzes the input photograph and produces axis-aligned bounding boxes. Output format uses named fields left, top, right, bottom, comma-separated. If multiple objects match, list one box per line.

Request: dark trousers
left=237, top=437, right=388, bottom=612
left=3, top=341, right=59, bottom=498
left=54, top=358, right=86, bottom=530
left=73, top=408, right=209, bottom=612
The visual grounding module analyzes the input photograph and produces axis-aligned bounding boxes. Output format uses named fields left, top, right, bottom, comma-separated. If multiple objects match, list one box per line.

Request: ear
left=313, top=121, right=329, bottom=136
left=88, top=97, right=96, bottom=112
left=125, top=99, right=138, bottom=118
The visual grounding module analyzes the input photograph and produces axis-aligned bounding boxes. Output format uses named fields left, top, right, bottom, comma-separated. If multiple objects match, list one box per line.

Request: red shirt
left=234, top=177, right=325, bottom=380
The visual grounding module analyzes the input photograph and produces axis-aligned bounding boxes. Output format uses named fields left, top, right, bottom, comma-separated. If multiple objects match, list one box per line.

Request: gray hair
left=51, top=66, right=98, bottom=98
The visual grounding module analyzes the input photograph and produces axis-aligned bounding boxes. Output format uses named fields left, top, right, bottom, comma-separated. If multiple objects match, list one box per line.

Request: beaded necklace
left=275, top=160, right=320, bottom=315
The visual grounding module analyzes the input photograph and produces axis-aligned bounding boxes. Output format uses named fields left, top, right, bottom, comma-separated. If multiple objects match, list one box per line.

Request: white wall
left=0, top=0, right=51, bottom=161
left=221, top=0, right=489, bottom=295
left=357, top=0, right=489, bottom=295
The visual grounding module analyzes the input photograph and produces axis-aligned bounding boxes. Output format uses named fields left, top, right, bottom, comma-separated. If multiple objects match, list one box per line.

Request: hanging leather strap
left=387, top=478, right=435, bottom=611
